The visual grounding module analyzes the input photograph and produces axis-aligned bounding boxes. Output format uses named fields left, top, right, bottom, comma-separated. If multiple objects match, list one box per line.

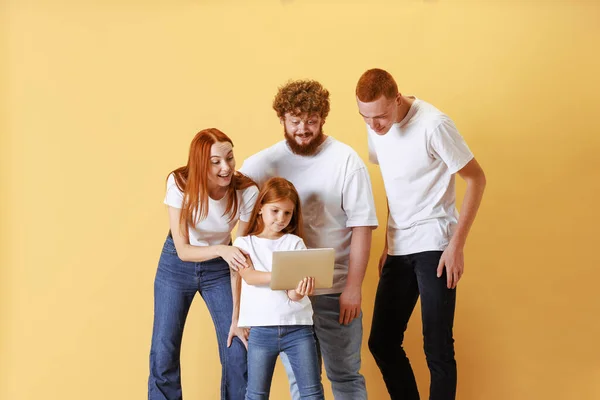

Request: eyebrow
left=359, top=111, right=387, bottom=118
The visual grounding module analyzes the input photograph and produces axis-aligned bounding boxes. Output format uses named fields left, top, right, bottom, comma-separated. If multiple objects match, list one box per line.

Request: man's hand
left=227, top=323, right=249, bottom=350
left=339, top=286, right=361, bottom=325
left=436, top=242, right=464, bottom=289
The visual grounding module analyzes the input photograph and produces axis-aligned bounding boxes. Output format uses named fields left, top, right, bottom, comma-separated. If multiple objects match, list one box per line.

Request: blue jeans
left=246, top=325, right=324, bottom=400
left=369, top=251, right=457, bottom=400
left=281, top=293, right=366, bottom=400
left=148, top=235, right=247, bottom=400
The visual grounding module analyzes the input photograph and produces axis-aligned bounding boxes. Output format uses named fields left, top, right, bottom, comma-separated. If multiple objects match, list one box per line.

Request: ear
left=279, top=117, right=284, bottom=125
left=396, top=92, right=403, bottom=106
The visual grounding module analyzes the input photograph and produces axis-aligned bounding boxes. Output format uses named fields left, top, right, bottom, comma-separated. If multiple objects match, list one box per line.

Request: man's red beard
left=284, top=128, right=326, bottom=156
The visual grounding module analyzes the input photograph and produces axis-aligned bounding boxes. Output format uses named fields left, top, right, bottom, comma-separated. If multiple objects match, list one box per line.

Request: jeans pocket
left=162, top=235, right=178, bottom=255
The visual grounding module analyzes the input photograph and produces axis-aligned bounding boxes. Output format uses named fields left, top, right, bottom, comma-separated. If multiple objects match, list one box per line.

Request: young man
left=241, top=79, right=378, bottom=400
left=356, top=68, right=486, bottom=400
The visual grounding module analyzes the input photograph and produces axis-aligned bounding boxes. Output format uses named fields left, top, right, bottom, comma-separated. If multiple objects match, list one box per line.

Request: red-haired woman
left=148, top=128, right=258, bottom=400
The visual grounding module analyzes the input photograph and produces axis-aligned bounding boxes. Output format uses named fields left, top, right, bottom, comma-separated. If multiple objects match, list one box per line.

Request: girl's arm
left=168, top=206, right=249, bottom=269
left=237, top=254, right=271, bottom=286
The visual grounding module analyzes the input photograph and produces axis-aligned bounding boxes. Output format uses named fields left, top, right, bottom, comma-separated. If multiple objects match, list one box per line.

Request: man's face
left=282, top=112, right=325, bottom=156
left=356, top=94, right=400, bottom=135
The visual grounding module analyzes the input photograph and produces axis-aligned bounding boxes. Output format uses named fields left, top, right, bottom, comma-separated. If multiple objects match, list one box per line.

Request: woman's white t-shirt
left=233, top=234, right=314, bottom=328
left=164, top=173, right=259, bottom=246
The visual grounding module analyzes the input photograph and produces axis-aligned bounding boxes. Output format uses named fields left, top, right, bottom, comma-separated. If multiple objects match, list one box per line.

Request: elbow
left=175, top=248, right=191, bottom=262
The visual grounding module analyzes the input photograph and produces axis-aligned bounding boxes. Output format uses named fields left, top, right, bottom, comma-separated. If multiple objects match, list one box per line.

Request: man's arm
left=437, top=157, right=486, bottom=288
left=339, top=226, right=373, bottom=325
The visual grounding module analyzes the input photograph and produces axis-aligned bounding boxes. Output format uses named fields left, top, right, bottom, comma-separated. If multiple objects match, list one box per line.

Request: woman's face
left=207, top=141, right=235, bottom=191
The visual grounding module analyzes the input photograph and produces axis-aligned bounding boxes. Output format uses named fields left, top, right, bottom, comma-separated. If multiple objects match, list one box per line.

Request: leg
left=280, top=326, right=324, bottom=399
left=148, top=237, right=197, bottom=400
left=280, top=350, right=303, bottom=400
left=414, top=251, right=457, bottom=400
left=369, top=255, right=421, bottom=400
left=311, top=293, right=366, bottom=400
left=198, top=257, right=248, bottom=400
left=245, top=327, right=280, bottom=400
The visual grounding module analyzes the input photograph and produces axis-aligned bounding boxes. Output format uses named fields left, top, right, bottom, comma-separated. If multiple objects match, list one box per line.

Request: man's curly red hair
left=273, top=80, right=330, bottom=119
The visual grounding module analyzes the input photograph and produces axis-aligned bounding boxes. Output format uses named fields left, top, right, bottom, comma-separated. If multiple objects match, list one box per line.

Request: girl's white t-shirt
left=164, top=173, right=259, bottom=246
left=234, top=234, right=314, bottom=328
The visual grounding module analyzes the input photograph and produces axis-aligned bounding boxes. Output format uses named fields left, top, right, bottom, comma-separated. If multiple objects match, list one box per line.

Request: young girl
left=148, top=128, right=257, bottom=400
left=233, top=177, right=325, bottom=400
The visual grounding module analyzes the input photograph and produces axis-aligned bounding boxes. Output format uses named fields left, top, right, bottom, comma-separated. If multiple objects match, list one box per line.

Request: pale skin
left=236, top=199, right=315, bottom=301
left=168, top=141, right=252, bottom=349
left=281, top=112, right=373, bottom=325
left=358, top=94, right=486, bottom=289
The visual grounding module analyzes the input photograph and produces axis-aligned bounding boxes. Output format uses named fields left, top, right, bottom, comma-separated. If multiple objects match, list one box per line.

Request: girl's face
left=207, top=141, right=235, bottom=192
left=259, top=198, right=295, bottom=238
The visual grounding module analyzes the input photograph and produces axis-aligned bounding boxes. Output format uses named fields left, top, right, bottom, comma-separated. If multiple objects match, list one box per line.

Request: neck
left=207, top=184, right=228, bottom=200
left=395, top=96, right=414, bottom=123
left=257, top=230, right=284, bottom=240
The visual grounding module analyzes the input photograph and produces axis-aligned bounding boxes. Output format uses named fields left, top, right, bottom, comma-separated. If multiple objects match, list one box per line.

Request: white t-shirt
left=164, top=173, right=259, bottom=246
left=240, top=136, right=378, bottom=295
left=367, top=98, right=474, bottom=256
left=234, top=234, right=313, bottom=328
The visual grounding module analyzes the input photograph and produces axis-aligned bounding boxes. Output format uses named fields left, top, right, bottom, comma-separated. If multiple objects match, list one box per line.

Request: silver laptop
left=270, top=248, right=335, bottom=290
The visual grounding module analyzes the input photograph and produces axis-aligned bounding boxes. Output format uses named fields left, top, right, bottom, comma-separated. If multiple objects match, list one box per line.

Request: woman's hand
left=227, top=323, right=249, bottom=350
left=217, top=245, right=249, bottom=271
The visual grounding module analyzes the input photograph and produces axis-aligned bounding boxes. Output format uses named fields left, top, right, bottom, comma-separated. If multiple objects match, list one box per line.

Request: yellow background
left=2, top=0, right=600, bottom=399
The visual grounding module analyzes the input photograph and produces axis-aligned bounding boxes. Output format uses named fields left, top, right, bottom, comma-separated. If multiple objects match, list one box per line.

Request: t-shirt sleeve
left=164, top=173, right=184, bottom=208
left=239, top=153, right=268, bottom=188
left=294, top=236, right=307, bottom=250
left=428, top=119, right=474, bottom=174
left=239, top=185, right=259, bottom=222
left=232, top=236, right=249, bottom=252
left=342, top=157, right=379, bottom=228
left=367, top=131, right=379, bottom=165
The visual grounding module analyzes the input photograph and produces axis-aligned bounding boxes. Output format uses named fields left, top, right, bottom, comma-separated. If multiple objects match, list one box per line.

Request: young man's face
left=282, top=112, right=325, bottom=156
left=356, top=94, right=400, bottom=135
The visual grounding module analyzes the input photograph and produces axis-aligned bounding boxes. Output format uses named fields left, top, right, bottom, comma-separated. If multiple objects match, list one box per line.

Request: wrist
left=344, top=283, right=362, bottom=292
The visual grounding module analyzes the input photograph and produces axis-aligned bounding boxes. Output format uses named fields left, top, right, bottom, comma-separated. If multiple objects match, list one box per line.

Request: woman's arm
left=168, top=207, right=249, bottom=269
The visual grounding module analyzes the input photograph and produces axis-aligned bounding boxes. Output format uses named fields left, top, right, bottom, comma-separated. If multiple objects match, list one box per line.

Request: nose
left=298, top=121, right=309, bottom=133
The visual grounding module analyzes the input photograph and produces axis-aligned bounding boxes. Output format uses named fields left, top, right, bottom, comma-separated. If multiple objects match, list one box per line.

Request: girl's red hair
left=169, top=128, right=256, bottom=239
left=243, top=177, right=304, bottom=238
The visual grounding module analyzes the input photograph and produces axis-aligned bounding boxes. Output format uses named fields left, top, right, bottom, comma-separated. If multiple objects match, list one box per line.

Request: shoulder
left=233, top=235, right=251, bottom=248
left=413, top=99, right=455, bottom=133
left=237, top=181, right=259, bottom=197
left=326, top=137, right=367, bottom=171
left=281, top=233, right=305, bottom=247
left=244, top=141, right=287, bottom=165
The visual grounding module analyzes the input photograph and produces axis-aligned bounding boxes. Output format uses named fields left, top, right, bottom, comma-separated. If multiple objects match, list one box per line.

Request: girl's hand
left=217, top=245, right=249, bottom=271
left=227, top=323, right=249, bottom=350
left=295, top=277, right=315, bottom=297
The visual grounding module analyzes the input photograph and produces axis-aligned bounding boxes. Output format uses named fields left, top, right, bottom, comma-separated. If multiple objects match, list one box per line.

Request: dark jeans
left=148, top=235, right=247, bottom=400
left=369, top=251, right=457, bottom=400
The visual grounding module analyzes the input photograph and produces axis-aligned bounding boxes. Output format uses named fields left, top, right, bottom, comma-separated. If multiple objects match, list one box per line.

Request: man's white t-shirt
left=164, top=173, right=259, bottom=246
left=367, top=98, right=474, bottom=256
left=240, top=136, right=378, bottom=295
left=234, top=234, right=313, bottom=328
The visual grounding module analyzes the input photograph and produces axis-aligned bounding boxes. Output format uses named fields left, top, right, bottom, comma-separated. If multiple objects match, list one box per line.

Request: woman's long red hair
left=169, top=128, right=256, bottom=239
left=243, top=177, right=304, bottom=238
